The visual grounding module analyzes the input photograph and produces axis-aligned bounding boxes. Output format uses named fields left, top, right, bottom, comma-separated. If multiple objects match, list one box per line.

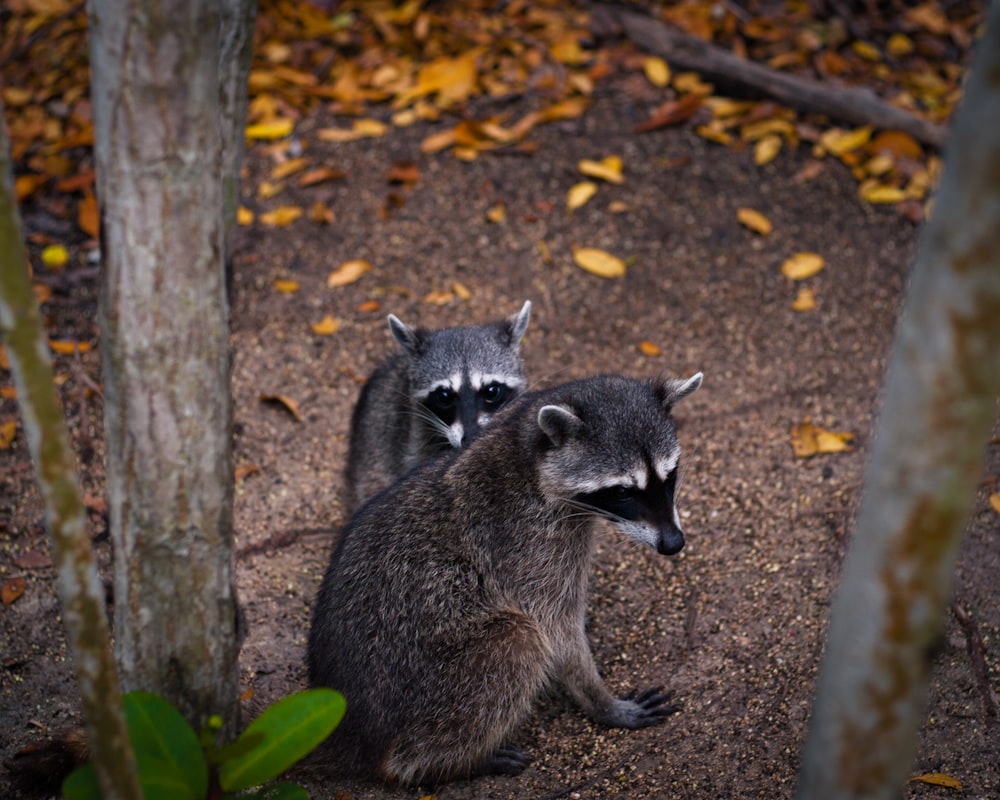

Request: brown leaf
left=77, top=191, right=99, bottom=238
left=13, top=550, right=52, bottom=569
left=910, top=772, right=963, bottom=790
left=357, top=300, right=381, bottom=313
left=634, top=94, right=702, bottom=134
left=639, top=340, right=661, bottom=357
left=260, top=394, right=303, bottom=422
left=311, top=315, right=341, bottom=335
left=48, top=340, right=92, bottom=355
left=308, top=201, right=335, bottom=224
left=387, top=161, right=420, bottom=185
left=989, top=493, right=1000, bottom=515
left=298, top=166, right=347, bottom=187
left=2, top=577, right=26, bottom=608
left=273, top=279, right=300, bottom=294
left=235, top=464, right=261, bottom=483
left=270, top=157, right=309, bottom=181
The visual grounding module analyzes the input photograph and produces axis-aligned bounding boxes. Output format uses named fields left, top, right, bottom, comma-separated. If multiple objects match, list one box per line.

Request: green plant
left=62, top=688, right=345, bottom=800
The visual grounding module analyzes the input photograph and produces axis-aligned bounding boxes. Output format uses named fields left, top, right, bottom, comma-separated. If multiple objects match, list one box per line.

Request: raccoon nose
left=657, top=524, right=684, bottom=556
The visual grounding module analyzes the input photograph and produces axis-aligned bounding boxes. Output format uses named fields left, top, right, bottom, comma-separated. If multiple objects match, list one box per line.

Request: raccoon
left=343, top=301, right=531, bottom=514
left=309, top=372, right=703, bottom=785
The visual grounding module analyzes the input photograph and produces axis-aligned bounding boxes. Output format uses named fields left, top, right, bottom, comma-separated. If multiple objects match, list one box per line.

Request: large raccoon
left=343, top=301, right=531, bottom=514
left=309, top=372, right=703, bottom=785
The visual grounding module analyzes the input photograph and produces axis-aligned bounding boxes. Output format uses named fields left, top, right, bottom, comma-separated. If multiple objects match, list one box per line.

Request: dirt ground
left=2, top=65, right=999, bottom=800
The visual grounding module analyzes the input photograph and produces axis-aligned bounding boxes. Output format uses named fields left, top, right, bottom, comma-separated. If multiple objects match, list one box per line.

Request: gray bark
left=0, top=106, right=142, bottom=800
left=796, top=6, right=1000, bottom=799
left=88, top=0, right=246, bottom=736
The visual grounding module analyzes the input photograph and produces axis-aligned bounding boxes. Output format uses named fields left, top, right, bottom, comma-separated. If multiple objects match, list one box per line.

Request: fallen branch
left=597, top=4, right=949, bottom=149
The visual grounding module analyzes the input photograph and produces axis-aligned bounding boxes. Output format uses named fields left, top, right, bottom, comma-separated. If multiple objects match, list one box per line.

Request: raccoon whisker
left=559, top=497, right=630, bottom=527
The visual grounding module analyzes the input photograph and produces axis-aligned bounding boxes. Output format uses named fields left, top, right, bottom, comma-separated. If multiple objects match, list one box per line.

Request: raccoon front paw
left=606, top=686, right=679, bottom=729
left=484, top=745, right=533, bottom=776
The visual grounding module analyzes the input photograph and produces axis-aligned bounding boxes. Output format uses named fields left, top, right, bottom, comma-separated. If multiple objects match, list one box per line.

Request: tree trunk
left=88, top=0, right=246, bottom=737
left=0, top=106, right=142, bottom=800
left=796, top=7, right=1000, bottom=800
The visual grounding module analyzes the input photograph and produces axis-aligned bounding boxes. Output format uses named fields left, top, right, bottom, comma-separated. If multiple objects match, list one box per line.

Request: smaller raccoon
left=343, top=301, right=530, bottom=514
left=309, top=372, right=703, bottom=785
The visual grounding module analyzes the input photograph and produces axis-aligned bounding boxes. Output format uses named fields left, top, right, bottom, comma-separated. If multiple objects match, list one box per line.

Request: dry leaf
left=316, top=118, right=388, bottom=143
left=420, top=127, right=457, bottom=154
left=309, top=201, right=335, bottom=224
left=259, top=206, right=303, bottom=227
left=781, top=252, right=825, bottom=280
left=235, top=464, right=261, bottom=483
left=423, top=290, right=454, bottom=305
left=270, top=157, right=308, bottom=181
left=274, top=279, right=300, bottom=294
left=237, top=206, right=254, bottom=226
left=77, top=192, right=99, bottom=238
left=578, top=156, right=624, bottom=184
left=327, top=259, right=372, bottom=287
left=869, top=130, right=922, bottom=160
left=860, top=183, right=908, bottom=204
left=988, top=493, right=1000, bottom=515
left=634, top=94, right=702, bottom=133
left=257, top=180, right=284, bottom=200
left=299, top=167, right=348, bottom=187
left=245, top=119, right=294, bottom=140
left=642, top=56, right=671, bottom=87
left=311, top=315, right=341, bottom=335
left=567, top=181, right=598, bottom=212
left=15, top=174, right=48, bottom=201
left=485, top=202, right=506, bottom=224
left=2, top=577, right=25, bottom=608
left=910, top=773, right=963, bottom=790
left=13, top=549, right=51, bottom=569
left=260, top=394, right=303, bottom=422
left=48, top=340, right=92, bottom=355
left=0, top=418, right=16, bottom=450
left=357, top=300, right=381, bottom=313
left=820, top=126, right=873, bottom=156
left=753, top=135, right=782, bottom=166
left=573, top=247, right=626, bottom=279
left=0, top=343, right=9, bottom=371
left=737, top=208, right=772, bottom=236
left=451, top=281, right=472, bottom=300
left=639, top=340, right=661, bottom=357
left=791, top=420, right=855, bottom=458
left=791, top=287, right=817, bottom=312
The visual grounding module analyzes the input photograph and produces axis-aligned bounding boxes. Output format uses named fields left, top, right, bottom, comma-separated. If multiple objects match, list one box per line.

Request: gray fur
left=343, top=301, right=531, bottom=514
left=309, top=372, right=703, bottom=784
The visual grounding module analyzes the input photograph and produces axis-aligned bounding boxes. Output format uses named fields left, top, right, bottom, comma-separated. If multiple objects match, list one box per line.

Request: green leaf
left=225, top=781, right=310, bottom=800
left=219, top=689, right=345, bottom=792
left=124, top=691, right=208, bottom=800
left=62, top=763, right=100, bottom=800
left=211, top=730, right=266, bottom=765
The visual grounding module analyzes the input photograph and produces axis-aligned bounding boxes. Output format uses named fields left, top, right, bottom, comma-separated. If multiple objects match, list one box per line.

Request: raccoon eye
left=480, top=382, right=508, bottom=407
left=427, top=387, right=456, bottom=411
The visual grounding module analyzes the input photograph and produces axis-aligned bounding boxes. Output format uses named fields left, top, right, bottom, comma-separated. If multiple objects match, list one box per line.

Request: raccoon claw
left=485, top=746, right=533, bottom=776
left=613, top=686, right=679, bottom=728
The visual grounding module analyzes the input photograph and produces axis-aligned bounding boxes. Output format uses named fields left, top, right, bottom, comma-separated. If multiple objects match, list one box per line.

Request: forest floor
left=2, top=2, right=1000, bottom=799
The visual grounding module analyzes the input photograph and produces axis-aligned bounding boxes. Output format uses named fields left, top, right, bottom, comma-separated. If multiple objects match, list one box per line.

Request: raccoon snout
left=657, top=524, right=684, bottom=556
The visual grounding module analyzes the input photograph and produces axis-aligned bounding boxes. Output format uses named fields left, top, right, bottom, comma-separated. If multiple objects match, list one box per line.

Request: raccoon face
left=420, top=371, right=522, bottom=448
left=389, top=301, right=531, bottom=451
left=536, top=373, right=702, bottom=556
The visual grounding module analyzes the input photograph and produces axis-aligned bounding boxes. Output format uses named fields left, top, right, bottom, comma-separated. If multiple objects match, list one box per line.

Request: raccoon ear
left=658, top=372, right=703, bottom=409
left=538, top=404, right=583, bottom=447
left=503, top=300, right=531, bottom=347
left=388, top=315, right=424, bottom=357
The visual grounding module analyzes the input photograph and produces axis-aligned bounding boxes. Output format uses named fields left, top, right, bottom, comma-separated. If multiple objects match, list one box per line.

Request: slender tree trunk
left=0, top=107, right=142, bottom=800
left=796, top=8, right=1000, bottom=800
left=88, top=0, right=243, bottom=736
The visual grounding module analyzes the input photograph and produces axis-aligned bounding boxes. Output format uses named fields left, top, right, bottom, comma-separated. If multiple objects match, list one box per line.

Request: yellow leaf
left=781, top=252, right=825, bottom=280
left=423, top=290, right=454, bottom=305
left=245, top=119, right=294, bottom=140
left=237, top=206, right=254, bottom=226
left=420, top=127, right=457, bottom=153
left=573, top=247, right=626, bottom=279
left=852, top=40, right=881, bottom=62
left=274, top=279, right=300, bottom=294
left=270, top=157, right=309, bottom=181
left=260, top=394, right=303, bottom=422
left=0, top=387, right=17, bottom=400
left=311, top=315, right=341, bottom=335
left=567, top=181, right=598, bottom=212
left=308, top=200, right=335, bottom=224
left=0, top=419, right=16, bottom=450
left=257, top=180, right=284, bottom=200
left=578, top=156, right=624, bottom=184
left=753, top=134, right=782, bottom=166
left=639, top=340, right=661, bottom=357
left=316, top=118, right=388, bottom=143
left=327, top=259, right=372, bottom=287
left=259, top=206, right=302, bottom=227
left=48, top=340, right=92, bottom=355
left=790, top=420, right=854, bottom=458
left=537, top=239, right=554, bottom=266
left=643, top=57, right=671, bottom=88
left=451, top=281, right=472, bottom=300
left=41, top=244, right=69, bottom=270
left=860, top=183, right=908, bottom=204
left=791, top=287, right=817, bottom=312
left=887, top=33, right=915, bottom=58
left=820, top=126, right=873, bottom=156
left=486, top=202, right=506, bottom=224
left=910, top=773, right=963, bottom=790
left=354, top=118, right=389, bottom=137
left=989, top=493, right=1000, bottom=515
left=673, top=72, right=713, bottom=95
left=736, top=208, right=772, bottom=236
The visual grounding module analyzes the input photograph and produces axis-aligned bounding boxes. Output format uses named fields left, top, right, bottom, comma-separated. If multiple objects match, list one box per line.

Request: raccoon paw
left=484, top=745, right=533, bottom=776
left=608, top=686, right=679, bottom=728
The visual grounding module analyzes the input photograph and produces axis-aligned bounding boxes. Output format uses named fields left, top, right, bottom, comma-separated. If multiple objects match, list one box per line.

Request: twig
left=950, top=601, right=999, bottom=722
